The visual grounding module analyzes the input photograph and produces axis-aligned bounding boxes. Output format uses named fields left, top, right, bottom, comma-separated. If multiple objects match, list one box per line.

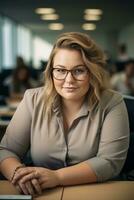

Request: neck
left=62, top=97, right=85, bottom=115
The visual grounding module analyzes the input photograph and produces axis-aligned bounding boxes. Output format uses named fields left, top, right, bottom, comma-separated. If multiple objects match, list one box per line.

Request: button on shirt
left=0, top=87, right=129, bottom=182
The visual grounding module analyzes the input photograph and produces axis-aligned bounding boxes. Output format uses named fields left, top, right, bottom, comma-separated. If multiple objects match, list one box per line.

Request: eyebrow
left=54, top=64, right=86, bottom=69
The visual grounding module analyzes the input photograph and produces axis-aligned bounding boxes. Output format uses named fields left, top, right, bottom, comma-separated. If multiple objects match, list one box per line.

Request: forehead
left=53, top=49, right=84, bottom=67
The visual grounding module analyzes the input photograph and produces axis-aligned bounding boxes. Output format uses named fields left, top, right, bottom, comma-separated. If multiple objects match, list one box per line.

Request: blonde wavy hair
left=43, top=32, right=109, bottom=117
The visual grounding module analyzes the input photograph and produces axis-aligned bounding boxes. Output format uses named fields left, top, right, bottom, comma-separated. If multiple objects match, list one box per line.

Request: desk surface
left=0, top=181, right=134, bottom=200
left=0, top=181, right=63, bottom=200
left=63, top=181, right=134, bottom=200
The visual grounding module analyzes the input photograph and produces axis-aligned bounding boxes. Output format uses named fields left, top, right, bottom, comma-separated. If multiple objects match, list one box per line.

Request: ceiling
left=0, top=0, right=134, bottom=43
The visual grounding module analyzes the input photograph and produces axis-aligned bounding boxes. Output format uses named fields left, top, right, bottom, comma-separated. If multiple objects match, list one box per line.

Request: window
left=2, top=18, right=14, bottom=68
left=0, top=16, right=3, bottom=71
left=17, top=25, right=32, bottom=64
left=33, top=36, right=52, bottom=68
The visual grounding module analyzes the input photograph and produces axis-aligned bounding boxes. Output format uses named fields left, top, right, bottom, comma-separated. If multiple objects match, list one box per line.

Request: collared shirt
left=0, top=87, right=129, bottom=182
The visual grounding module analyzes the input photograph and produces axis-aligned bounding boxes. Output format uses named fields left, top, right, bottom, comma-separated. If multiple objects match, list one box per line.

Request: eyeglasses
left=52, top=66, right=89, bottom=81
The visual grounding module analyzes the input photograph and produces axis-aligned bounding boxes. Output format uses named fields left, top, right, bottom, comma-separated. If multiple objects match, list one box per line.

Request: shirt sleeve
left=86, top=100, right=129, bottom=182
left=0, top=90, right=33, bottom=163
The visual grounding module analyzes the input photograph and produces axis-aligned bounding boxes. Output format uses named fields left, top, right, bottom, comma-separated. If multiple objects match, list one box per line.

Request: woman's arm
left=86, top=99, right=129, bottom=182
left=12, top=161, right=97, bottom=189
left=0, top=157, right=42, bottom=195
left=56, top=161, right=97, bottom=185
left=0, top=89, right=33, bottom=182
left=0, top=157, right=22, bottom=181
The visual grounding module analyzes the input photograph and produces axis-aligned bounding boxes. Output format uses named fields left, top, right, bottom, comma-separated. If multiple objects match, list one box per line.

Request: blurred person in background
left=104, top=50, right=116, bottom=77
left=117, top=44, right=129, bottom=62
left=116, top=44, right=129, bottom=72
left=111, top=59, right=134, bottom=96
left=4, top=56, right=37, bottom=100
left=0, top=32, right=129, bottom=196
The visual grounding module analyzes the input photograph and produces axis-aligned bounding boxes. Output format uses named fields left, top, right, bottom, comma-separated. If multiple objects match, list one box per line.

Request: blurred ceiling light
left=84, top=9, right=103, bottom=15
left=41, top=14, right=59, bottom=20
left=82, top=23, right=96, bottom=30
left=48, top=23, right=64, bottom=30
left=84, top=14, right=101, bottom=21
left=35, top=8, right=55, bottom=14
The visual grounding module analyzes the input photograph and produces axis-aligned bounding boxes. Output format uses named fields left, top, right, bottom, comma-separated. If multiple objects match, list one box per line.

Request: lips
left=62, top=87, right=78, bottom=93
left=63, top=87, right=78, bottom=89
left=63, top=87, right=77, bottom=89
left=63, top=85, right=78, bottom=88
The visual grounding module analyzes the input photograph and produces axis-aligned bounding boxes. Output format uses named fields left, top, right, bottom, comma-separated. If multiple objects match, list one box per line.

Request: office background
left=0, top=0, right=134, bottom=70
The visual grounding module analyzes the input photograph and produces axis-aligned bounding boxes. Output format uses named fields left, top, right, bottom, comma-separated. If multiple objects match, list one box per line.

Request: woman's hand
left=36, top=168, right=60, bottom=189
left=12, top=167, right=42, bottom=195
left=12, top=166, right=60, bottom=191
left=16, top=180, right=38, bottom=195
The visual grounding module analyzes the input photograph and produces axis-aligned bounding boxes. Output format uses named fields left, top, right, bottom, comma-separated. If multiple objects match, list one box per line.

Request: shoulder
left=91, top=89, right=127, bottom=124
left=99, top=89, right=124, bottom=111
left=24, top=87, right=44, bottom=97
left=22, top=87, right=44, bottom=110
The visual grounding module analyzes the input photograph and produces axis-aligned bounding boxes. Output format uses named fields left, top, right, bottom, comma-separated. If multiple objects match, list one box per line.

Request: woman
left=0, top=32, right=129, bottom=196
left=4, top=57, right=37, bottom=100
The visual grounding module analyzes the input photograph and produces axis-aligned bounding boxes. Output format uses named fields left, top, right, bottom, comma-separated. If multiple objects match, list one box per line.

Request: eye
left=74, top=68, right=86, bottom=75
left=55, top=68, right=66, bottom=74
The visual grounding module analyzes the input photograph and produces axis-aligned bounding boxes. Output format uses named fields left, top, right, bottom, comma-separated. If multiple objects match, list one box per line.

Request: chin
left=62, top=94, right=81, bottom=101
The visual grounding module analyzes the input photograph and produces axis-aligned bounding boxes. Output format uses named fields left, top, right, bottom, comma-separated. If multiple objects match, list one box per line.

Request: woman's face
left=53, top=49, right=90, bottom=102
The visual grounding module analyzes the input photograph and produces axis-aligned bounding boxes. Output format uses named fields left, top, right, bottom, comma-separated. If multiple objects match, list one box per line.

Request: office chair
left=120, top=95, right=134, bottom=180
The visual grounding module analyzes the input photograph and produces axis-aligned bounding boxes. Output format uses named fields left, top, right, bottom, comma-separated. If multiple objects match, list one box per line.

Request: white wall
left=118, top=23, right=134, bottom=58
left=0, top=16, right=3, bottom=71
left=33, top=36, right=53, bottom=68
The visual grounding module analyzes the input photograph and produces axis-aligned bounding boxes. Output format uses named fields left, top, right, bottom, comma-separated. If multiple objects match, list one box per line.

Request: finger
left=20, top=172, right=39, bottom=184
left=39, top=177, right=50, bottom=189
left=25, top=181, right=35, bottom=195
left=15, top=184, right=22, bottom=194
left=31, top=179, right=42, bottom=195
left=38, top=179, right=45, bottom=186
left=18, top=182, right=29, bottom=195
left=12, top=170, right=28, bottom=184
left=12, top=168, right=34, bottom=184
left=38, top=176, right=45, bottom=185
left=18, top=181, right=35, bottom=195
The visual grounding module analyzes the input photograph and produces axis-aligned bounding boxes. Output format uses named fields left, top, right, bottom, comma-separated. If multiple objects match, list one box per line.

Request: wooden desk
left=0, top=181, right=134, bottom=200
left=0, top=181, right=63, bottom=200
left=63, top=181, right=134, bottom=200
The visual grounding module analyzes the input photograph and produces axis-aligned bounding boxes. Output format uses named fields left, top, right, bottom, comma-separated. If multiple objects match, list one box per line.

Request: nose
left=65, top=71, right=75, bottom=82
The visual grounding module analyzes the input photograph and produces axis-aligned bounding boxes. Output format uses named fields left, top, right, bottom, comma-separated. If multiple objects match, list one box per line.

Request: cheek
left=83, top=82, right=90, bottom=93
left=53, top=79, right=62, bottom=90
left=81, top=80, right=90, bottom=95
left=82, top=77, right=90, bottom=89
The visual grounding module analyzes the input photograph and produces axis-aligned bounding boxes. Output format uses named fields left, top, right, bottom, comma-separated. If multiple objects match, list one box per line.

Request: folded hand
left=12, top=166, right=60, bottom=193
